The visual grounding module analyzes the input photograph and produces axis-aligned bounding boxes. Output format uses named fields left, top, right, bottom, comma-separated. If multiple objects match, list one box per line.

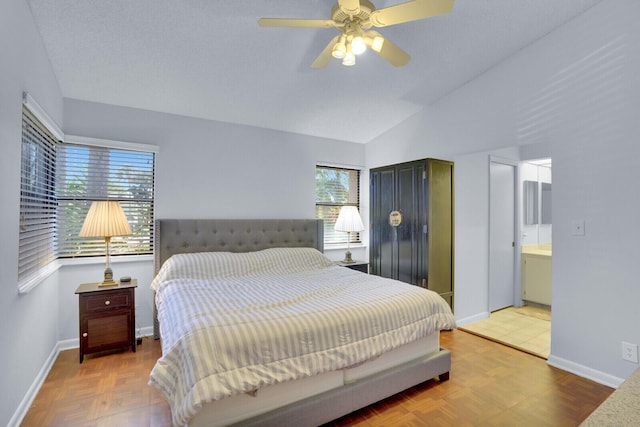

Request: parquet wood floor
left=21, top=330, right=613, bottom=427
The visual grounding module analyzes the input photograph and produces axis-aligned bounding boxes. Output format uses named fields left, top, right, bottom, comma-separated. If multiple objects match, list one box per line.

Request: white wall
left=61, top=98, right=367, bottom=342
left=366, top=0, right=640, bottom=386
left=0, top=0, right=64, bottom=425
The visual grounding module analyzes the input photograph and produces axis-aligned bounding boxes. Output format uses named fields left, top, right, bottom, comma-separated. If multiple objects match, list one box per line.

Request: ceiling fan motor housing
left=331, top=0, right=376, bottom=31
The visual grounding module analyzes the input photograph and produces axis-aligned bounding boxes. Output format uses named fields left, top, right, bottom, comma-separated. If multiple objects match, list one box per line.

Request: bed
left=149, top=219, right=456, bottom=427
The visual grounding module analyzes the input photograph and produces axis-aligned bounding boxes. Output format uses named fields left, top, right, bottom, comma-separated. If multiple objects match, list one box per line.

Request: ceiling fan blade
left=338, top=0, right=361, bottom=16
left=369, top=0, right=454, bottom=27
left=258, top=18, right=336, bottom=28
left=364, top=31, right=410, bottom=66
left=311, top=36, right=340, bottom=69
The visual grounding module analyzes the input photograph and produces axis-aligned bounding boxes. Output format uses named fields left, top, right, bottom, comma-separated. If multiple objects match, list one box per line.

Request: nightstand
left=75, top=280, right=137, bottom=363
left=335, top=260, right=369, bottom=274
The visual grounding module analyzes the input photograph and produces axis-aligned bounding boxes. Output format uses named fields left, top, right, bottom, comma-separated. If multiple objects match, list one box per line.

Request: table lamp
left=334, top=206, right=364, bottom=263
left=79, top=201, right=132, bottom=286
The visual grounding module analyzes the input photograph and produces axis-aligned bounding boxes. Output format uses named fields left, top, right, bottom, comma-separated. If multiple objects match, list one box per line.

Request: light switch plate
left=571, top=219, right=585, bottom=236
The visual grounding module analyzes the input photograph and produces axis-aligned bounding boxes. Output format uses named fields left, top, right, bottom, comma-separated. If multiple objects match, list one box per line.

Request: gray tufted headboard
left=153, top=218, right=324, bottom=338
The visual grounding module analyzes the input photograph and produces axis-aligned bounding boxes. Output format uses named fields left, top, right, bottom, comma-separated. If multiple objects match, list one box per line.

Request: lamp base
left=342, top=250, right=355, bottom=264
left=98, top=280, right=118, bottom=287
left=99, top=266, right=118, bottom=287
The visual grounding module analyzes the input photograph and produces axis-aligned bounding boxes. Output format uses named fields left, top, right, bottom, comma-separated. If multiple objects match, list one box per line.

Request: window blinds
left=315, top=166, right=361, bottom=244
left=57, top=144, right=155, bottom=258
left=19, top=107, right=59, bottom=286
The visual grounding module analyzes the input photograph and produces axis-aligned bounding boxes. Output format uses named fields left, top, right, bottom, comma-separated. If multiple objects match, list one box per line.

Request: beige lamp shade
left=80, top=201, right=132, bottom=286
left=334, top=206, right=364, bottom=264
left=80, top=201, right=132, bottom=238
left=335, top=206, right=364, bottom=233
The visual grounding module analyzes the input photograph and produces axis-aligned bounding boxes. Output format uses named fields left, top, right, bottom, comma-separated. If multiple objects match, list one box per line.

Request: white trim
left=18, top=261, right=61, bottom=295
left=9, top=331, right=157, bottom=427
left=316, top=161, right=364, bottom=171
left=7, top=341, right=61, bottom=427
left=324, top=242, right=365, bottom=251
left=59, top=254, right=153, bottom=267
left=489, top=155, right=519, bottom=167
left=57, top=338, right=79, bottom=352
left=22, top=92, right=64, bottom=141
left=137, top=326, right=154, bottom=339
left=18, top=256, right=153, bottom=293
left=547, top=355, right=625, bottom=388
left=455, top=311, right=490, bottom=326
left=65, top=135, right=159, bottom=153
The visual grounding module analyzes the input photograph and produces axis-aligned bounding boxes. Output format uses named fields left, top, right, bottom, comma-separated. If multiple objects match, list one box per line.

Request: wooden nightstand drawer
left=84, top=291, right=131, bottom=312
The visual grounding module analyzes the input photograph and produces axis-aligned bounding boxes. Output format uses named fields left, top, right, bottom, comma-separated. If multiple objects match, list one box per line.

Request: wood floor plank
left=21, top=331, right=613, bottom=426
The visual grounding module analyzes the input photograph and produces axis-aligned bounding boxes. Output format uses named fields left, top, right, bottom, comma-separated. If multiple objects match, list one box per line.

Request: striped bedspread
left=149, top=248, right=456, bottom=426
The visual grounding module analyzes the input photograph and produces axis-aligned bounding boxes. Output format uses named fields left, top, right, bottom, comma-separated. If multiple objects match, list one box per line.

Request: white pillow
left=150, top=247, right=332, bottom=290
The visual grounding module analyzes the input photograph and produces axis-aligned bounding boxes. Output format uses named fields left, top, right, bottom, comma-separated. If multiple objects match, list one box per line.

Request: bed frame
left=153, top=218, right=451, bottom=426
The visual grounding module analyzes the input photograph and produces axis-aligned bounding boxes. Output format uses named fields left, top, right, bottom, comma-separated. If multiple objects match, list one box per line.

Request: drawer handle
left=104, top=300, right=111, bottom=306
left=83, top=333, right=88, bottom=338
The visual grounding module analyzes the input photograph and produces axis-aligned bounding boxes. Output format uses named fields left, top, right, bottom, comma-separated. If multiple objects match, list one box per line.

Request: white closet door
left=489, top=161, right=516, bottom=312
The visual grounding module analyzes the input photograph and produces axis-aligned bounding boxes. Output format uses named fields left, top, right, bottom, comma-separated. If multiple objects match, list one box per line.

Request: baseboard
left=7, top=341, right=62, bottom=427
left=455, top=311, right=490, bottom=326
left=58, top=337, right=79, bottom=351
left=547, top=355, right=625, bottom=389
left=138, top=325, right=154, bottom=338
left=55, top=326, right=154, bottom=351
left=9, top=328, right=156, bottom=427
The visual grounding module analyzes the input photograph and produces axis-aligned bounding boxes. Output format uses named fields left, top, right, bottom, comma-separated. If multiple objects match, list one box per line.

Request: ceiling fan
left=258, top=0, right=454, bottom=68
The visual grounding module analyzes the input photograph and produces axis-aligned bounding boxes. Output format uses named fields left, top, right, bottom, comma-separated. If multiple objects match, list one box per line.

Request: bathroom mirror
left=541, top=182, right=552, bottom=224
left=523, top=180, right=539, bottom=225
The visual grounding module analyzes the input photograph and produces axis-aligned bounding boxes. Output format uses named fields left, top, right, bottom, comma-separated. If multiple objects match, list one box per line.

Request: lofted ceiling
left=26, top=0, right=602, bottom=144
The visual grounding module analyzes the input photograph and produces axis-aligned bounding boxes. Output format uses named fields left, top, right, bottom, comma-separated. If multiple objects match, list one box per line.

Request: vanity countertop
left=522, top=244, right=552, bottom=257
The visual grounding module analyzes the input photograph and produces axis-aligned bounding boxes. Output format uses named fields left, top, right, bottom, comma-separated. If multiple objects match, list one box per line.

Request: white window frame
left=315, top=164, right=363, bottom=246
left=58, top=135, right=158, bottom=264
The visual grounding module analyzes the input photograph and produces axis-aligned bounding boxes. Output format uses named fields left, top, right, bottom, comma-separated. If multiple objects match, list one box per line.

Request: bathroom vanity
left=521, top=244, right=551, bottom=306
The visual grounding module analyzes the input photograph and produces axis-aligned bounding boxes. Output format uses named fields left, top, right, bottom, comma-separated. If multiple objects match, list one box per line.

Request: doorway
left=459, top=158, right=552, bottom=359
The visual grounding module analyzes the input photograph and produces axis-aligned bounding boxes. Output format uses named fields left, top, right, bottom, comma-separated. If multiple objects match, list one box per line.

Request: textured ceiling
left=26, top=0, right=602, bottom=143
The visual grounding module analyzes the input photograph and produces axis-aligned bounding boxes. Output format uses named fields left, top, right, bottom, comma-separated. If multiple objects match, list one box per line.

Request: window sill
left=18, top=255, right=154, bottom=294
left=18, top=261, right=61, bottom=295
left=324, top=243, right=366, bottom=251
left=59, top=254, right=154, bottom=267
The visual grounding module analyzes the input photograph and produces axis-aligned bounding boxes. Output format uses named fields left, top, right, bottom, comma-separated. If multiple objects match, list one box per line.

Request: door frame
left=488, top=156, right=521, bottom=312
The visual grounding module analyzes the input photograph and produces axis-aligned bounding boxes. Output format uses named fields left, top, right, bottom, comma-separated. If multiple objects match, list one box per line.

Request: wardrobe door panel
left=370, top=168, right=397, bottom=279
left=396, top=163, right=423, bottom=285
left=427, top=159, right=454, bottom=305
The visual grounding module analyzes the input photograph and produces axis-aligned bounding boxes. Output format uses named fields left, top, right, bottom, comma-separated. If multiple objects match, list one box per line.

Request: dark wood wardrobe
left=369, top=158, right=454, bottom=309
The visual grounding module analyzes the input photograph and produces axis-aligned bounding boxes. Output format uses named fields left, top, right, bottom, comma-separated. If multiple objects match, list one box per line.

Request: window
left=18, top=98, right=156, bottom=292
left=57, top=143, right=155, bottom=258
left=315, top=165, right=361, bottom=244
left=19, top=107, right=59, bottom=287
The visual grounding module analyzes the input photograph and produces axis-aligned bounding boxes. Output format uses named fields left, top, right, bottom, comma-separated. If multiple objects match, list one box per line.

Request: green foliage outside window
left=315, top=166, right=360, bottom=244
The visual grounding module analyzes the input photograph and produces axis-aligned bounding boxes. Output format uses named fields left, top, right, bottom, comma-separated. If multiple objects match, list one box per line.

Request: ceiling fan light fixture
left=371, top=36, right=385, bottom=52
left=342, top=51, right=356, bottom=66
left=351, top=36, right=366, bottom=55
left=332, top=35, right=347, bottom=59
